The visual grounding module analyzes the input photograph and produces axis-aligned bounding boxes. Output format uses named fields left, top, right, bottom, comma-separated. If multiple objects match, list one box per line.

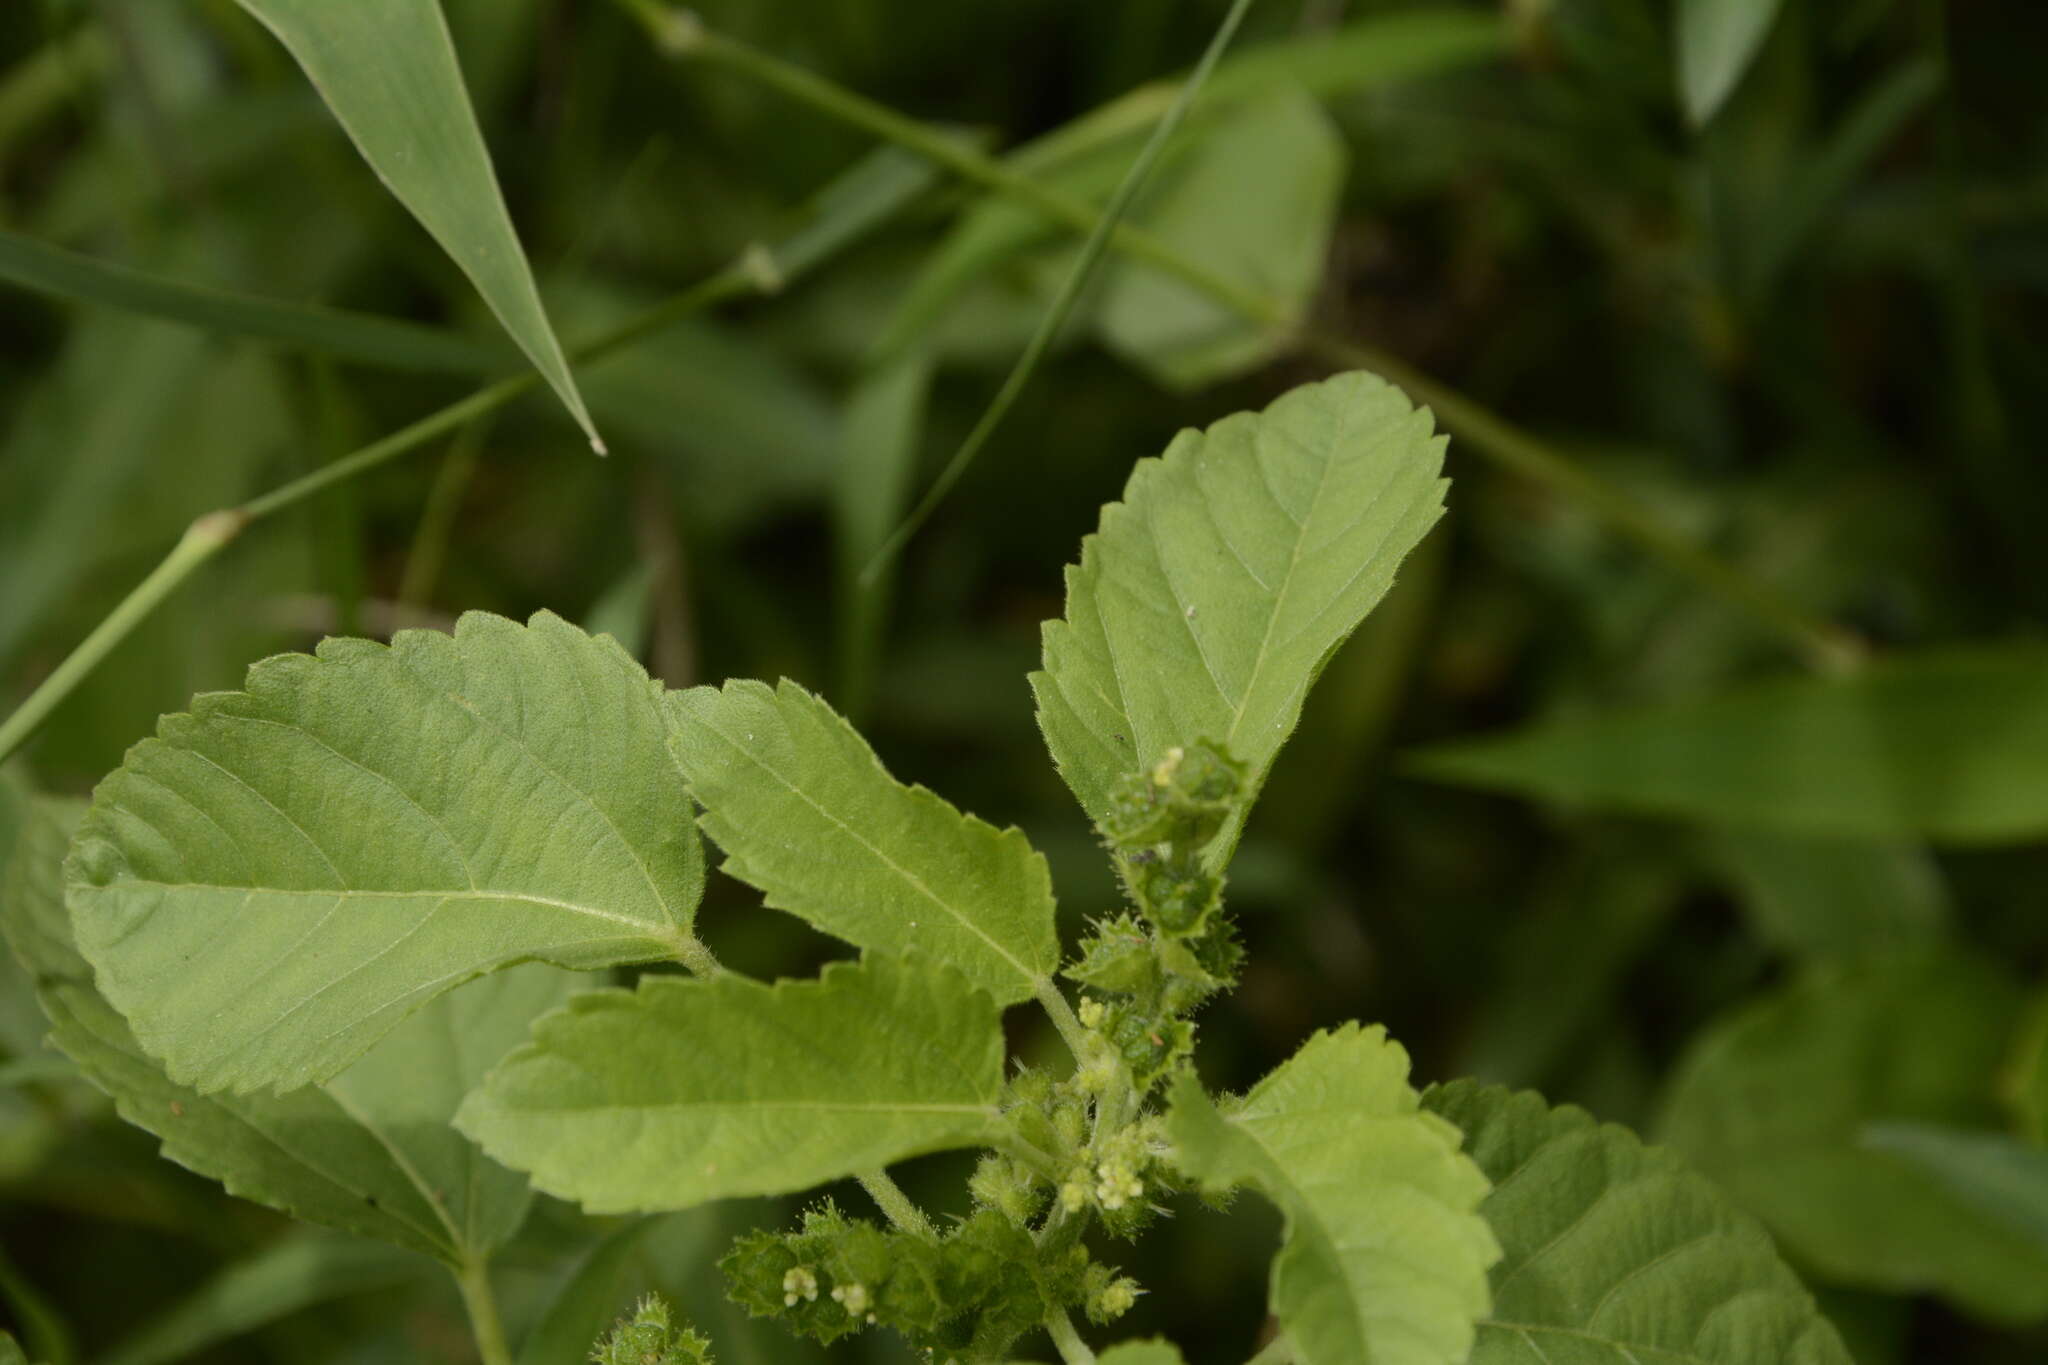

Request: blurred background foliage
left=2, top=0, right=2046, bottom=1361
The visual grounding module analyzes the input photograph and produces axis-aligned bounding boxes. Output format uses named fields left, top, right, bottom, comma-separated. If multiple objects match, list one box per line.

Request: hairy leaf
left=1424, top=1081, right=1851, bottom=1365
left=1035, top=371, right=1446, bottom=854
left=458, top=954, right=1005, bottom=1213
left=4, top=797, right=572, bottom=1263
left=232, top=0, right=599, bottom=445
left=1658, top=952, right=2048, bottom=1322
left=668, top=680, right=1058, bottom=1004
left=1166, top=1024, right=1498, bottom=1365
left=67, top=610, right=703, bottom=1094
left=1409, top=647, right=2048, bottom=844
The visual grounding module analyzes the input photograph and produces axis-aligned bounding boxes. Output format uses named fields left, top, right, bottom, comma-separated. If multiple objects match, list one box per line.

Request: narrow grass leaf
left=67, top=611, right=704, bottom=1095
left=1678, top=0, right=1785, bottom=125
left=233, top=0, right=601, bottom=447
left=458, top=955, right=1005, bottom=1213
left=1704, top=829, right=1949, bottom=958
left=0, top=228, right=505, bottom=373
left=1658, top=952, right=2048, bottom=1323
left=1034, top=372, right=1447, bottom=856
left=667, top=680, right=1058, bottom=1005
left=1424, top=1080, right=1852, bottom=1365
left=1409, top=646, right=2048, bottom=844
left=1166, top=1024, right=1499, bottom=1365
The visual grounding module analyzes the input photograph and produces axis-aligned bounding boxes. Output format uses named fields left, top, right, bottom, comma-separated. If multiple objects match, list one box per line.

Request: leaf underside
left=1034, top=370, right=1447, bottom=852
left=667, top=678, right=1059, bottom=1004
left=458, top=953, right=1006, bottom=1214
left=67, top=610, right=702, bottom=1095
left=1166, top=1024, right=1498, bottom=1365
left=1424, top=1080, right=1851, bottom=1365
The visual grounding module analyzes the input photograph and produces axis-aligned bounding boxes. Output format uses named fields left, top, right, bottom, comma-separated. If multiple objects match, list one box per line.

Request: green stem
left=857, top=1166, right=937, bottom=1239
left=1045, top=1306, right=1098, bottom=1365
left=0, top=263, right=757, bottom=766
left=670, top=930, right=724, bottom=979
left=664, top=16, right=1861, bottom=672
left=454, top=1258, right=514, bottom=1365
left=0, top=511, right=245, bottom=762
left=861, top=0, right=1260, bottom=581
left=1035, top=976, right=1091, bottom=1063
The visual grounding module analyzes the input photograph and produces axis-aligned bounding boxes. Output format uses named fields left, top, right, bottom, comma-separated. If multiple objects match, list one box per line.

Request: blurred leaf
left=1860, top=1123, right=2048, bottom=1257
left=99, top=1234, right=426, bottom=1365
left=834, top=351, right=932, bottom=717
left=66, top=611, right=704, bottom=1094
left=1034, top=372, right=1446, bottom=859
left=1704, top=829, right=1949, bottom=957
left=1096, top=89, right=1345, bottom=389
left=1409, top=647, right=2048, bottom=844
left=514, top=1218, right=658, bottom=1365
left=0, top=228, right=506, bottom=373
left=584, top=562, right=656, bottom=660
left=1098, top=1343, right=1185, bottom=1365
left=2005, top=988, right=2048, bottom=1145
left=666, top=679, right=1059, bottom=1004
left=0, top=1330, right=24, bottom=1365
left=232, top=0, right=600, bottom=445
left=457, top=955, right=1005, bottom=1213
left=1164, top=1026, right=1498, bottom=1365
left=1679, top=0, right=1786, bottom=125
left=1425, top=1081, right=1852, bottom=1365
left=1658, top=952, right=2048, bottom=1322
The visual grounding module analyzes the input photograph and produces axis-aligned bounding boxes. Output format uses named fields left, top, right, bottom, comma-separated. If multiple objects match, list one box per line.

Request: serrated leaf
left=1034, top=372, right=1446, bottom=853
left=1677, top=0, right=1784, bottom=125
left=232, top=0, right=599, bottom=446
left=1096, top=89, right=1346, bottom=390
left=1409, top=646, right=2048, bottom=845
left=1165, top=1024, right=1498, bottom=1365
left=3, top=796, right=576, bottom=1264
left=67, top=610, right=703, bottom=1095
left=458, top=954, right=1005, bottom=1214
left=1658, top=952, right=2048, bottom=1323
left=667, top=680, right=1059, bottom=1005
left=1423, top=1080, right=1851, bottom=1365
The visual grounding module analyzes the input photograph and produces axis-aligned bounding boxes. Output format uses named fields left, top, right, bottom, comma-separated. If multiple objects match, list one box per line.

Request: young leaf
left=1165, top=1024, right=1498, bottom=1365
left=1034, top=372, right=1447, bottom=854
left=4, top=798, right=573, bottom=1264
left=1658, top=952, right=2048, bottom=1322
left=231, top=0, right=601, bottom=447
left=458, top=954, right=1005, bottom=1214
left=1408, top=646, right=2048, bottom=845
left=1422, top=1081, right=1852, bottom=1365
left=1677, top=0, right=1784, bottom=125
left=67, top=610, right=704, bottom=1095
left=667, top=680, right=1059, bottom=1005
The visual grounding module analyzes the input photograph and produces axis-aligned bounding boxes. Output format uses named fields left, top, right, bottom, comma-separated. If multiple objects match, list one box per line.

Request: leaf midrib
left=83, top=878, right=675, bottom=938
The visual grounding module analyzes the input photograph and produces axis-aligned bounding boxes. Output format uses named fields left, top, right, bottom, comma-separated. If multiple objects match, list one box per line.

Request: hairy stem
left=1045, top=1306, right=1098, bottom=1365
left=1035, top=977, right=1092, bottom=1063
left=670, top=931, right=724, bottom=979
left=453, top=1258, right=514, bottom=1365
left=857, top=1167, right=937, bottom=1239
left=657, top=14, right=1861, bottom=672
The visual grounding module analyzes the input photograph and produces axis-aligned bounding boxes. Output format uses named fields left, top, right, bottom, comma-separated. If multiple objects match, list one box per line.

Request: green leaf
left=1677, top=0, right=1784, bottom=125
left=1165, top=1024, right=1498, bottom=1365
left=1095, top=90, right=1345, bottom=390
left=1860, top=1123, right=2048, bottom=1259
left=1658, top=952, right=2048, bottom=1322
left=4, top=797, right=576, bottom=1264
left=0, top=1330, right=25, bottom=1365
left=231, top=0, right=600, bottom=447
left=835, top=351, right=934, bottom=717
left=458, top=954, right=1005, bottom=1214
left=99, top=1234, right=425, bottom=1365
left=1034, top=371, right=1447, bottom=854
left=1703, top=829, right=1949, bottom=958
left=666, top=680, right=1059, bottom=1005
left=0, top=227, right=505, bottom=374
left=1423, top=1081, right=1851, bottom=1365
left=67, top=610, right=704, bottom=1094
left=1408, top=646, right=2048, bottom=845
left=2004, top=987, right=2048, bottom=1145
